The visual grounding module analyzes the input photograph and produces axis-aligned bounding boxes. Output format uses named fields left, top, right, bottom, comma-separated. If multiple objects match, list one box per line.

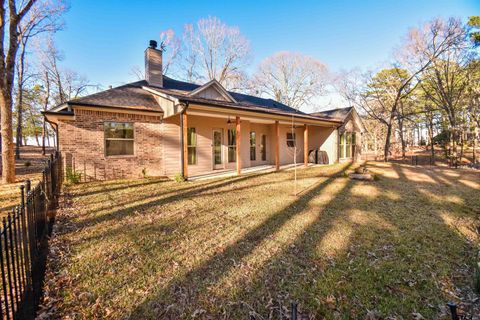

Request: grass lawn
left=41, top=162, right=480, bottom=319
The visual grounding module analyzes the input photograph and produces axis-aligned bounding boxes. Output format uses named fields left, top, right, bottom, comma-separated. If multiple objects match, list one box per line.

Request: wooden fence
left=0, top=151, right=61, bottom=319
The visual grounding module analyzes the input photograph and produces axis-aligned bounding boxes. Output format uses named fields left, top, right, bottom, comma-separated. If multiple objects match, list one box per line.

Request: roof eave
left=178, top=98, right=343, bottom=125
left=67, top=101, right=164, bottom=114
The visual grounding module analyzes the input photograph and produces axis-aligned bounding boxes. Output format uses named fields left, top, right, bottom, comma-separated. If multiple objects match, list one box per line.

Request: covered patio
left=188, top=163, right=325, bottom=181
left=162, top=103, right=341, bottom=180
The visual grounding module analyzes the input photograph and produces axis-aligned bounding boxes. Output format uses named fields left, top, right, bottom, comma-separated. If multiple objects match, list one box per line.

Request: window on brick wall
left=104, top=122, right=134, bottom=156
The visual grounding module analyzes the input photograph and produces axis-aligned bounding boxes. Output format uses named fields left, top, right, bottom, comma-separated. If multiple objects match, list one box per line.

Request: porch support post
left=275, top=120, right=280, bottom=171
left=182, top=112, right=188, bottom=180
left=236, top=116, right=241, bottom=175
left=304, top=124, right=309, bottom=167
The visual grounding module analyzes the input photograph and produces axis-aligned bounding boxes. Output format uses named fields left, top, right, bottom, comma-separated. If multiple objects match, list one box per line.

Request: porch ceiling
left=186, top=107, right=338, bottom=127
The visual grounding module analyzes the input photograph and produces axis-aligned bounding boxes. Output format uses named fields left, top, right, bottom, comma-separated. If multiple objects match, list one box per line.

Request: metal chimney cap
left=149, top=40, right=158, bottom=49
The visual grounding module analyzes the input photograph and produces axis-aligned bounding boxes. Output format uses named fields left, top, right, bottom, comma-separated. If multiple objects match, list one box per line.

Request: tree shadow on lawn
left=70, top=177, right=170, bottom=197
left=124, top=162, right=478, bottom=319
left=121, top=164, right=360, bottom=318
left=72, top=167, right=335, bottom=234
left=71, top=172, right=273, bottom=229
left=68, top=166, right=348, bottom=262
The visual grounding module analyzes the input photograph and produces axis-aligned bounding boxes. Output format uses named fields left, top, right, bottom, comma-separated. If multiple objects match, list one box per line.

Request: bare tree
left=251, top=52, right=328, bottom=110
left=159, top=28, right=181, bottom=76
left=180, top=16, right=251, bottom=89
left=336, top=18, right=468, bottom=162
left=36, top=37, right=94, bottom=153
left=415, top=18, right=472, bottom=166
left=15, top=0, right=66, bottom=159
left=1, top=0, right=38, bottom=183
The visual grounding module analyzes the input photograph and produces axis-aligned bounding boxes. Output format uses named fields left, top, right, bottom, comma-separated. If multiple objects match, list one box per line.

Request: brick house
left=44, top=41, right=365, bottom=181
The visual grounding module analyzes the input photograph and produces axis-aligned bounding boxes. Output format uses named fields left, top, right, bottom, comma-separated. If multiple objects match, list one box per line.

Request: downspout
left=178, top=101, right=189, bottom=180
left=44, top=116, right=59, bottom=152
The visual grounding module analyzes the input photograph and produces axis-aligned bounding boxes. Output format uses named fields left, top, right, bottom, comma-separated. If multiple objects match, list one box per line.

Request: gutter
left=44, top=116, right=60, bottom=152
left=67, top=101, right=164, bottom=114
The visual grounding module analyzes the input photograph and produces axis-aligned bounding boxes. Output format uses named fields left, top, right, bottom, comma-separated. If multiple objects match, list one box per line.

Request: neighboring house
left=44, top=41, right=364, bottom=181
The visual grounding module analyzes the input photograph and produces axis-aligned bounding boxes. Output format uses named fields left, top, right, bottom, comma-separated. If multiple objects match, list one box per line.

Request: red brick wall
left=58, top=108, right=163, bottom=181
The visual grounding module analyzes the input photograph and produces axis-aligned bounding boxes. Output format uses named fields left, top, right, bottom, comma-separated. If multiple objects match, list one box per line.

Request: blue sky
left=54, top=0, right=478, bottom=110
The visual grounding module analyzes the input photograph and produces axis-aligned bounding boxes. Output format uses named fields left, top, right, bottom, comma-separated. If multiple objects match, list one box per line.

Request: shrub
left=174, top=172, right=185, bottom=183
left=66, top=168, right=82, bottom=184
left=24, top=161, right=31, bottom=167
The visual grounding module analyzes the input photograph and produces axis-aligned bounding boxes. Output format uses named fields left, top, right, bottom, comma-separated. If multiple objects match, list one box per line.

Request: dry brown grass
left=40, top=162, right=480, bottom=319
left=0, top=146, right=54, bottom=216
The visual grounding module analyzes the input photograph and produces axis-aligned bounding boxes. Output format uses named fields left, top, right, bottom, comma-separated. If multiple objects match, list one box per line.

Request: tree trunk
left=459, top=129, right=464, bottom=162
left=451, top=128, right=458, bottom=168
left=473, top=127, right=477, bottom=165
left=0, top=92, right=16, bottom=183
left=42, top=71, right=50, bottom=155
left=15, top=41, right=27, bottom=160
left=427, top=113, right=435, bottom=163
left=42, top=118, right=46, bottom=155
left=397, top=117, right=406, bottom=159
left=384, top=123, right=393, bottom=162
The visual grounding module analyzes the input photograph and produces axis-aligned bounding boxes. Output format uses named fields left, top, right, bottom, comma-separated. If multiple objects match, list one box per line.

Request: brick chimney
left=145, top=40, right=163, bottom=87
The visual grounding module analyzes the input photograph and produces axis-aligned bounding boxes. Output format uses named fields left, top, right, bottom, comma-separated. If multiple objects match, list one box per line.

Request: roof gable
left=188, top=79, right=237, bottom=103
left=310, top=107, right=353, bottom=121
left=311, top=107, right=365, bottom=132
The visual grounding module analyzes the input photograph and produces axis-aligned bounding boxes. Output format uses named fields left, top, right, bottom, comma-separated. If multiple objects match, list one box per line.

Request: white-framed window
left=104, top=122, right=134, bottom=156
left=261, top=134, right=267, bottom=161
left=228, top=129, right=236, bottom=163
left=250, top=131, right=256, bottom=161
left=187, top=128, right=197, bottom=165
left=340, top=132, right=356, bottom=159
left=286, top=132, right=296, bottom=147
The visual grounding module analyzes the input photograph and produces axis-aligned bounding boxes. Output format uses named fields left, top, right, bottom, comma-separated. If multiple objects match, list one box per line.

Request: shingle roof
left=310, top=107, right=353, bottom=121
left=68, top=80, right=161, bottom=112
left=160, top=76, right=306, bottom=115
left=57, top=75, right=342, bottom=123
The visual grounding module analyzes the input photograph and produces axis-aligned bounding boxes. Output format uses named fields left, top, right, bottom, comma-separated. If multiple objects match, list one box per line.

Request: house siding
left=308, top=126, right=338, bottom=164
left=163, top=114, right=275, bottom=176
left=338, top=113, right=362, bottom=162
left=57, top=109, right=349, bottom=181
left=275, top=124, right=305, bottom=166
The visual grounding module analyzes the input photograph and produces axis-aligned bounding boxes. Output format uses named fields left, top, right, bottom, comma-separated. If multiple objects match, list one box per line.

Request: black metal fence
left=0, top=151, right=61, bottom=319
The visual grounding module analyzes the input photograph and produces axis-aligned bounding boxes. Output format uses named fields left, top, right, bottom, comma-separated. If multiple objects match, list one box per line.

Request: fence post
left=291, top=302, right=298, bottom=320
left=447, top=302, right=459, bottom=320
left=19, top=184, right=32, bottom=296
left=25, top=180, right=31, bottom=194
left=415, top=155, right=418, bottom=166
left=4, top=216, right=16, bottom=315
